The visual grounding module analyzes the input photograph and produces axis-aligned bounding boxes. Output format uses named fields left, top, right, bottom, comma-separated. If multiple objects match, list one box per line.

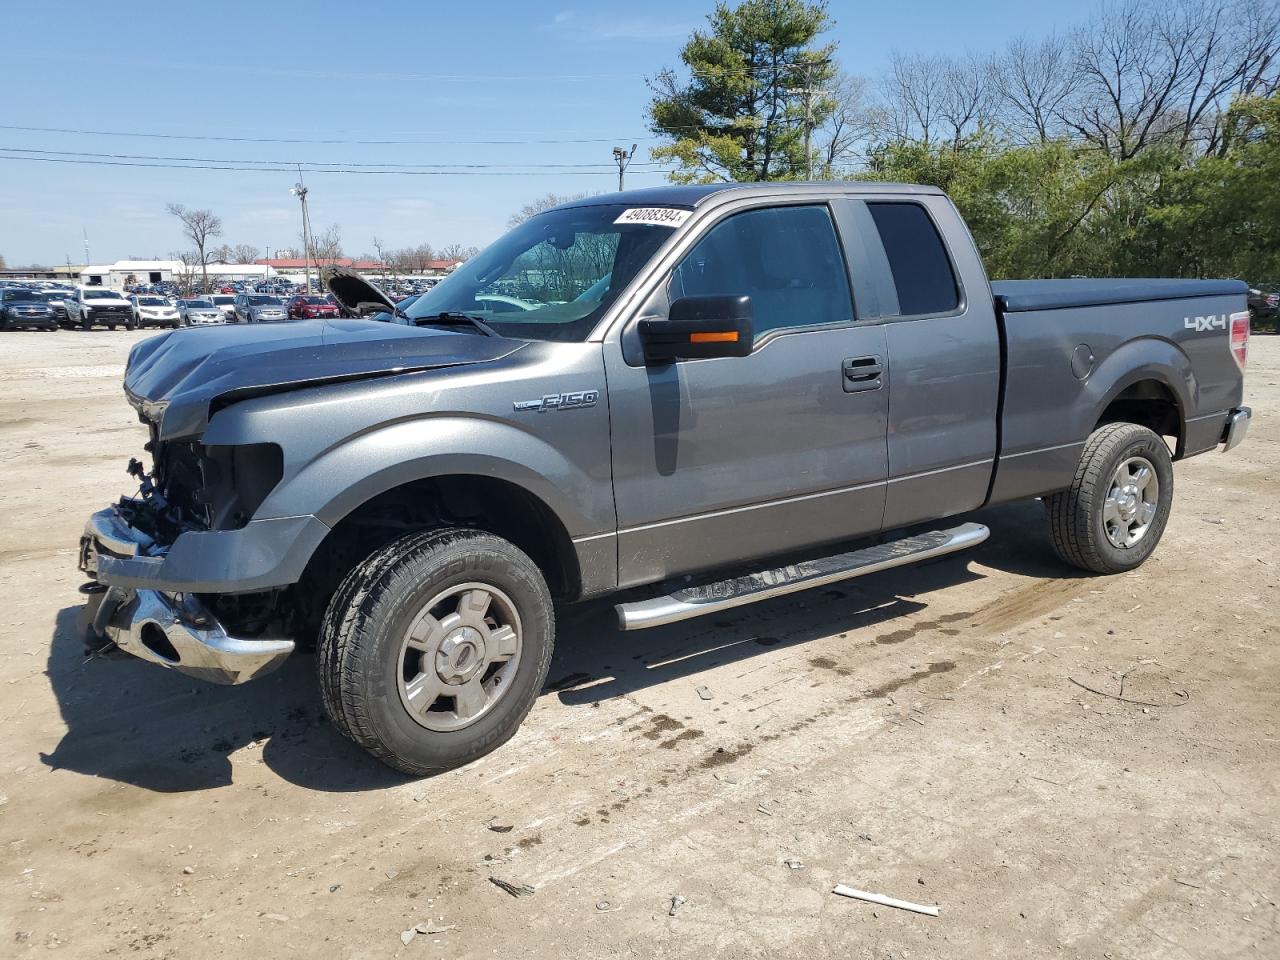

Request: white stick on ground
left=831, top=884, right=940, bottom=917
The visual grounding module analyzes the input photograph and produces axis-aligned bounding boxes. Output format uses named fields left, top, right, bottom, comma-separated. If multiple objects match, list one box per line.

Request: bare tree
left=993, top=34, right=1078, bottom=143
left=169, top=250, right=202, bottom=297
left=166, top=203, right=223, bottom=293
left=435, top=243, right=479, bottom=263
left=882, top=51, right=947, bottom=145
left=1065, top=0, right=1280, bottom=159
left=508, top=192, right=593, bottom=229
left=306, top=225, right=344, bottom=265
left=209, top=243, right=233, bottom=263
left=231, top=243, right=261, bottom=264
left=816, top=73, right=880, bottom=175
left=938, top=54, right=996, bottom=148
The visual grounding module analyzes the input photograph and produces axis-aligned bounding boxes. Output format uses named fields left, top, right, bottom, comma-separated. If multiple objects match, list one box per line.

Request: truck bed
left=992, top=278, right=1246, bottom=312
left=987, top=277, right=1247, bottom=506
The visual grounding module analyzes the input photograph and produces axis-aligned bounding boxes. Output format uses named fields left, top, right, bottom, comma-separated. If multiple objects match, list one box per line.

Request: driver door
left=604, top=202, right=889, bottom=588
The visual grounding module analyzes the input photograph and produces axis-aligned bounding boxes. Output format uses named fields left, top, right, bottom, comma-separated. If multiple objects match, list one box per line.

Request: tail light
left=1229, top=310, right=1249, bottom=371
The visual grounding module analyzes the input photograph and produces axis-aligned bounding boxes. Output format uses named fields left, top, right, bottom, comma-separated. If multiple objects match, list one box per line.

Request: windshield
left=248, top=295, right=281, bottom=305
left=185, top=299, right=214, bottom=308
left=404, top=203, right=680, bottom=341
left=137, top=297, right=167, bottom=305
left=3, top=290, right=36, bottom=301
left=85, top=289, right=123, bottom=299
left=211, top=295, right=234, bottom=304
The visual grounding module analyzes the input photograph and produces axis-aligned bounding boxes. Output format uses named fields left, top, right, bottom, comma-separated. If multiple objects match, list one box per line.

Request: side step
left=615, top=522, right=990, bottom=631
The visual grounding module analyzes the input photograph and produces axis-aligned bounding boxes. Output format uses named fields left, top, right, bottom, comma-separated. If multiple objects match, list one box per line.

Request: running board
left=615, top=522, right=990, bottom=631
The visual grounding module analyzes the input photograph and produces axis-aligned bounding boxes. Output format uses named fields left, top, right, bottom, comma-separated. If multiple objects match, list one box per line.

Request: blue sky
left=0, top=0, right=1069, bottom=266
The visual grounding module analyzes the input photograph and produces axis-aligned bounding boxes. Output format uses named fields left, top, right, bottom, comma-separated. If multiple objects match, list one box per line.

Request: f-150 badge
left=513, top=390, right=600, bottom=413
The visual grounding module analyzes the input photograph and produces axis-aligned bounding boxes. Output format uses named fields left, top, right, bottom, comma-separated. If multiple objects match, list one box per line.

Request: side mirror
left=639, top=295, right=753, bottom=363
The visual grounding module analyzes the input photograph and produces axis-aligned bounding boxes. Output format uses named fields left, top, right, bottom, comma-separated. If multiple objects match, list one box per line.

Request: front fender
left=254, top=415, right=612, bottom=539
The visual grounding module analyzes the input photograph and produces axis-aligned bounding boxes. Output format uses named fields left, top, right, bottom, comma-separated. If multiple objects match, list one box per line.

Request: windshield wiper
left=412, top=311, right=498, bottom=337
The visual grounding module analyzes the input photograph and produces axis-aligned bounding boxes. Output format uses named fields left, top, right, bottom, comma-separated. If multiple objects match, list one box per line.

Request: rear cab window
left=866, top=201, right=960, bottom=317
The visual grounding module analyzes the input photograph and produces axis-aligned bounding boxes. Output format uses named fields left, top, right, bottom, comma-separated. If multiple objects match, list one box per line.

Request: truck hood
left=124, top=317, right=524, bottom=439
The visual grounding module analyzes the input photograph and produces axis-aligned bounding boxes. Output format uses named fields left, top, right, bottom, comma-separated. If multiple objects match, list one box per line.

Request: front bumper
left=1222, top=406, right=1252, bottom=453
left=82, top=586, right=293, bottom=684
left=80, top=505, right=330, bottom=594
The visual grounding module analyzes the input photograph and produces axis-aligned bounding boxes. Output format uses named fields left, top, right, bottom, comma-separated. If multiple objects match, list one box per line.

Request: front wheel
left=318, top=528, right=555, bottom=776
left=1044, top=422, right=1174, bottom=574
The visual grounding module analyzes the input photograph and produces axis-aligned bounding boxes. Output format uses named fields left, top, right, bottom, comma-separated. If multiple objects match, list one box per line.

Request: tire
left=80, top=314, right=92, bottom=331
left=1044, top=422, right=1174, bottom=574
left=318, top=527, right=555, bottom=776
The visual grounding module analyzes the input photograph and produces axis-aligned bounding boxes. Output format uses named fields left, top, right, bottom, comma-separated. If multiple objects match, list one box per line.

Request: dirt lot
left=0, top=328, right=1276, bottom=959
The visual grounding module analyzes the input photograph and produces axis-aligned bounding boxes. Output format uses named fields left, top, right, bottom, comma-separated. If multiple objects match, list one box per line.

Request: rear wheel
left=1044, top=422, right=1174, bottom=574
left=318, top=528, right=555, bottom=776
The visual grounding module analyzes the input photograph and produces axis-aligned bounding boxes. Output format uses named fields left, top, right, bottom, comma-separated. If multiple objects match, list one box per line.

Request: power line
left=0, top=123, right=661, bottom=146
left=0, top=146, right=667, bottom=170
left=0, top=154, right=675, bottom=177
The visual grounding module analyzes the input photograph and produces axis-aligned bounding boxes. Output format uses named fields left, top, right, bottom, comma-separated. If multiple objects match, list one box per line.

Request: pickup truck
left=77, top=182, right=1253, bottom=775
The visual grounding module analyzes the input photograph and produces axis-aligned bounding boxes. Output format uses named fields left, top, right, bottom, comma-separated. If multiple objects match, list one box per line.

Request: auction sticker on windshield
left=614, top=207, right=691, bottom=228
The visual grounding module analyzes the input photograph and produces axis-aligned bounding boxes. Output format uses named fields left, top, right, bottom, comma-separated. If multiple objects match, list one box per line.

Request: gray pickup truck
left=78, top=182, right=1252, bottom=774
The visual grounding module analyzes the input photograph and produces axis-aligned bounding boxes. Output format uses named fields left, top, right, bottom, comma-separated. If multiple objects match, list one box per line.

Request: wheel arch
left=1084, top=339, right=1193, bottom=458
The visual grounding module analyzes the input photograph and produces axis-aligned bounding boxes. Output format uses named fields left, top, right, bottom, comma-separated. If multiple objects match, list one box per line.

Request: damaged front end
left=78, top=428, right=300, bottom=684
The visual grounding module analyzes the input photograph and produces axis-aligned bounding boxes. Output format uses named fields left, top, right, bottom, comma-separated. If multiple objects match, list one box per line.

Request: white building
left=79, top=260, right=277, bottom=290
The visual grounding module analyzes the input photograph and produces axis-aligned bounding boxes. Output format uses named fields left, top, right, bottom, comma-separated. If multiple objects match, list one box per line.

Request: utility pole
left=291, top=167, right=313, bottom=291
left=792, top=59, right=829, bottom=181
left=612, top=143, right=636, bottom=192
left=83, top=227, right=90, bottom=266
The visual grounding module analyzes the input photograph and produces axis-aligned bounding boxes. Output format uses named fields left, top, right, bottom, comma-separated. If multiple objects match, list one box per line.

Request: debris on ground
left=181, top=866, right=194, bottom=875
left=696, top=685, right=713, bottom=701
left=832, top=884, right=939, bottom=917
left=487, top=822, right=514, bottom=833
left=400, top=929, right=416, bottom=945
left=668, top=894, right=687, bottom=917
left=595, top=900, right=615, bottom=911
left=415, top=922, right=457, bottom=934
left=489, top=876, right=535, bottom=898
left=783, top=859, right=804, bottom=870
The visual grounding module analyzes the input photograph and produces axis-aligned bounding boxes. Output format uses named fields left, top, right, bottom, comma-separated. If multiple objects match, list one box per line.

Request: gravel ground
left=0, top=328, right=1276, bottom=959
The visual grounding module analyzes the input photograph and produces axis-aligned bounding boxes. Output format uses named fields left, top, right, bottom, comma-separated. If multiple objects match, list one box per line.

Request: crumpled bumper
left=81, top=586, right=293, bottom=685
left=80, top=506, right=329, bottom=594
left=77, top=504, right=326, bottom=684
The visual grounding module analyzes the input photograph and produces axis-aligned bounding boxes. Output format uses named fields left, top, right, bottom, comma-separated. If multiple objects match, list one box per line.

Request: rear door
left=604, top=201, right=889, bottom=588
left=839, top=196, right=1001, bottom=529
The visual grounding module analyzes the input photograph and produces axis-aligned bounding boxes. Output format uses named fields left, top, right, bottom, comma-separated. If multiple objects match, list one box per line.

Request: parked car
left=78, top=182, right=1252, bottom=775
left=38, top=290, right=71, bottom=325
left=129, top=295, right=181, bottom=329
left=1247, top=286, right=1278, bottom=328
left=209, top=295, right=238, bottom=322
left=67, top=287, right=135, bottom=330
left=0, top=288, right=58, bottom=330
left=287, top=295, right=340, bottom=320
left=176, top=298, right=224, bottom=326
left=234, top=293, right=287, bottom=323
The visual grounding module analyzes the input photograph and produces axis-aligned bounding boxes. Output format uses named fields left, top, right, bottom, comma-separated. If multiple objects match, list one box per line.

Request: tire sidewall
left=1091, top=428, right=1174, bottom=571
left=355, top=536, right=553, bottom=771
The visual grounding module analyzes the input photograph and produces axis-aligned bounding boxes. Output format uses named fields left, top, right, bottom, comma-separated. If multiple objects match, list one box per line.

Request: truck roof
left=550, top=181, right=945, bottom=213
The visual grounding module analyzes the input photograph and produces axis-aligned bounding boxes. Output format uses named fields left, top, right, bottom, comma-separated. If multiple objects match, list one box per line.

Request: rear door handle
left=842, top=355, right=883, bottom=393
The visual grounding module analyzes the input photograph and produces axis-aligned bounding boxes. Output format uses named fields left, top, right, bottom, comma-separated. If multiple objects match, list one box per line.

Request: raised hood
left=324, top=265, right=398, bottom=316
left=124, top=317, right=523, bottom=439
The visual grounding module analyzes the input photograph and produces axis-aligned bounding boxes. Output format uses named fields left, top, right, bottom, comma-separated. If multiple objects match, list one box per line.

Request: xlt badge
left=513, top=390, right=600, bottom=413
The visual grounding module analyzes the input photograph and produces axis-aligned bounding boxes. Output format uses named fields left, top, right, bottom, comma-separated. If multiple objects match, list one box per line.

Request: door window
left=669, top=205, right=853, bottom=339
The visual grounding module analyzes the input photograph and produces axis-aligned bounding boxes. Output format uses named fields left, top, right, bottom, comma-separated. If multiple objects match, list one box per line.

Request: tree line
left=648, top=0, right=1280, bottom=282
